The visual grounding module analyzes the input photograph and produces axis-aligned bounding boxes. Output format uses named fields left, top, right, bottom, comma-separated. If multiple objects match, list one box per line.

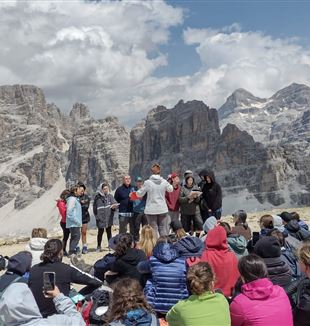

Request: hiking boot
left=82, top=246, right=88, bottom=254
left=96, top=246, right=102, bottom=253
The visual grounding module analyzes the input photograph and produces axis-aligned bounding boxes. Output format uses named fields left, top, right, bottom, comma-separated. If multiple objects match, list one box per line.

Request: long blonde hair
left=139, top=225, right=156, bottom=257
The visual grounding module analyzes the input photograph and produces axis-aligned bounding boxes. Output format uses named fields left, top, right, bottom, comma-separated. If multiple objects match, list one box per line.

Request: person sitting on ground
left=169, top=219, right=189, bottom=243
left=56, top=189, right=70, bottom=255
left=29, top=239, right=102, bottom=317
left=254, top=236, right=292, bottom=288
left=219, top=222, right=248, bottom=260
left=231, top=210, right=252, bottom=241
left=268, top=228, right=301, bottom=279
left=93, top=182, right=119, bottom=252
left=179, top=175, right=203, bottom=237
left=171, top=220, right=204, bottom=258
left=280, top=211, right=310, bottom=241
left=137, top=225, right=156, bottom=258
left=230, top=254, right=293, bottom=326
left=259, top=214, right=274, bottom=236
left=110, top=233, right=147, bottom=286
left=25, top=228, right=48, bottom=266
left=200, top=215, right=218, bottom=242
left=105, top=278, right=158, bottom=326
left=0, top=251, right=32, bottom=293
left=138, top=236, right=188, bottom=315
left=0, top=284, right=85, bottom=326
left=291, top=211, right=309, bottom=231
left=132, top=163, right=173, bottom=237
left=167, top=262, right=231, bottom=326
left=200, top=226, right=239, bottom=297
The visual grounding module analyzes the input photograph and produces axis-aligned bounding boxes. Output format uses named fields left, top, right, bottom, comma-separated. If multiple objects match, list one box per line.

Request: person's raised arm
left=165, top=180, right=173, bottom=193
left=136, top=182, right=148, bottom=198
left=70, top=265, right=102, bottom=288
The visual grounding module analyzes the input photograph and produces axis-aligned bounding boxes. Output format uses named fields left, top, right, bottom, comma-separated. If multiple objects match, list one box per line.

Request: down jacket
left=173, top=236, right=204, bottom=258
left=143, top=242, right=188, bottom=313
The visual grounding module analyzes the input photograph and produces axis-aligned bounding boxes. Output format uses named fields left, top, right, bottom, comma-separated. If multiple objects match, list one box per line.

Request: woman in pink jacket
left=230, top=254, right=293, bottom=326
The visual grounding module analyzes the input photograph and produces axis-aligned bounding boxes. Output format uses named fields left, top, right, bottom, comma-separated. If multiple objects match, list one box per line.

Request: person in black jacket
left=110, top=233, right=147, bottom=286
left=280, top=211, right=310, bottom=242
left=200, top=170, right=222, bottom=221
left=77, top=182, right=90, bottom=254
left=29, top=239, right=102, bottom=317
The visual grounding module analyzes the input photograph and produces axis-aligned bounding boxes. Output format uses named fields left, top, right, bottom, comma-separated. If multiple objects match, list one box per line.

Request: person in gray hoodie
left=133, top=163, right=173, bottom=237
left=0, top=283, right=85, bottom=326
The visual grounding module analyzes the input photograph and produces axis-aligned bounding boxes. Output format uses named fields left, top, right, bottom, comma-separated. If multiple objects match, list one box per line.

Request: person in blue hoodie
left=138, top=236, right=188, bottom=314
left=106, top=278, right=159, bottom=326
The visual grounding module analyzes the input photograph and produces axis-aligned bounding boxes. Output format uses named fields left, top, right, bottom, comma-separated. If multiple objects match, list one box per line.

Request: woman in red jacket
left=56, top=189, right=70, bottom=256
left=200, top=226, right=239, bottom=297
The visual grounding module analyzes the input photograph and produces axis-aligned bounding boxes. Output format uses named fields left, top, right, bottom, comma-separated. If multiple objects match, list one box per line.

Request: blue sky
left=157, top=0, right=310, bottom=77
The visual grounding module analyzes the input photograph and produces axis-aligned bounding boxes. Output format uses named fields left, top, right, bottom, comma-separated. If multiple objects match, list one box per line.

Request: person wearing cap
left=131, top=176, right=148, bottom=242
left=133, top=163, right=173, bottom=237
left=231, top=210, right=252, bottom=241
left=93, top=182, right=119, bottom=252
left=165, top=172, right=181, bottom=225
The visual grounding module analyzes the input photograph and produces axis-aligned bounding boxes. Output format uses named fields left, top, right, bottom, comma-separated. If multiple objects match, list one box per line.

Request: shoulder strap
left=0, top=276, right=22, bottom=299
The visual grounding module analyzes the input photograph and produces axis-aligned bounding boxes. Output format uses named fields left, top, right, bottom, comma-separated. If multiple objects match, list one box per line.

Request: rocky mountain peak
left=69, top=102, right=91, bottom=124
left=270, top=83, right=310, bottom=106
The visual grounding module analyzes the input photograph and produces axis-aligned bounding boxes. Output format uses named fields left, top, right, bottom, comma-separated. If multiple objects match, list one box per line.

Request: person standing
left=165, top=172, right=181, bottom=224
left=133, top=163, right=173, bottom=237
left=93, top=182, right=119, bottom=252
left=56, top=189, right=70, bottom=255
left=114, top=175, right=134, bottom=234
left=200, top=170, right=222, bottom=220
left=132, top=176, right=148, bottom=242
left=77, top=182, right=90, bottom=254
left=66, top=185, right=83, bottom=256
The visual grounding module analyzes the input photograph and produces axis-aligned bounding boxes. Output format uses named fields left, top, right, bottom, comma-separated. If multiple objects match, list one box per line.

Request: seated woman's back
left=167, top=262, right=230, bottom=326
left=200, top=226, right=239, bottom=297
left=145, top=240, right=188, bottom=313
left=230, top=254, right=293, bottom=326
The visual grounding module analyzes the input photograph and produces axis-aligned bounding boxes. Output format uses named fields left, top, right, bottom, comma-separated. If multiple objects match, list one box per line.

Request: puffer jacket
left=0, top=283, right=85, bottom=326
left=144, top=242, right=188, bottom=313
left=230, top=278, right=293, bottom=326
left=263, top=257, right=292, bottom=288
left=227, top=234, right=248, bottom=260
left=109, top=309, right=159, bottom=326
left=173, top=236, right=204, bottom=258
left=285, top=220, right=310, bottom=241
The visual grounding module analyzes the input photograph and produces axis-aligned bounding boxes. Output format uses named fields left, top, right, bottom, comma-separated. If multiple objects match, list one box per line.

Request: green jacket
left=166, top=291, right=230, bottom=326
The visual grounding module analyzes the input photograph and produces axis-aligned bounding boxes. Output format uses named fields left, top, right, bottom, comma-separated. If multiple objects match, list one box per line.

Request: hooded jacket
left=285, top=220, right=310, bottom=241
left=227, top=234, right=248, bottom=260
left=93, top=184, right=117, bottom=229
left=201, top=170, right=222, bottom=212
left=0, top=283, right=85, bottom=326
left=173, top=236, right=204, bottom=258
left=66, top=195, right=82, bottom=228
left=25, top=238, right=48, bottom=266
left=111, top=248, right=147, bottom=286
left=136, top=175, right=173, bottom=215
left=230, top=278, right=293, bottom=326
left=179, top=181, right=201, bottom=216
left=200, top=226, right=239, bottom=297
left=109, top=309, right=158, bottom=326
left=144, top=242, right=188, bottom=313
left=56, top=199, right=67, bottom=223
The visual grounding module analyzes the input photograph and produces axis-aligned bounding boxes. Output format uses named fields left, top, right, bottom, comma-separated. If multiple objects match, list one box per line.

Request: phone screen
left=252, top=232, right=260, bottom=246
left=43, top=272, right=55, bottom=292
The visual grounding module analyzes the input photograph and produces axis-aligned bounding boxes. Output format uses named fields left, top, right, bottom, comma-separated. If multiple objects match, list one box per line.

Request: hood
left=96, top=183, right=110, bottom=197
left=0, top=282, right=42, bottom=326
left=28, top=238, right=48, bottom=251
left=123, top=309, right=152, bottom=326
left=205, top=226, right=228, bottom=251
left=121, top=248, right=145, bottom=265
left=241, top=278, right=273, bottom=300
left=7, top=252, right=32, bottom=275
left=286, top=220, right=300, bottom=233
left=227, top=234, right=247, bottom=254
left=153, top=242, right=179, bottom=262
left=203, top=216, right=217, bottom=233
left=254, top=236, right=281, bottom=258
left=201, top=170, right=215, bottom=183
left=272, top=215, right=285, bottom=232
left=174, top=236, right=204, bottom=257
left=149, top=174, right=164, bottom=185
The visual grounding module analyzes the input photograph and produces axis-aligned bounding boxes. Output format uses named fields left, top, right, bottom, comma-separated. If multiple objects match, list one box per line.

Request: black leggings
left=97, top=226, right=112, bottom=247
left=60, top=222, right=70, bottom=252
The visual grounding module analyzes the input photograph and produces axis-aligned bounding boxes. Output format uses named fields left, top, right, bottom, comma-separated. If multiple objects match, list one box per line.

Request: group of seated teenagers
left=1, top=209, right=310, bottom=326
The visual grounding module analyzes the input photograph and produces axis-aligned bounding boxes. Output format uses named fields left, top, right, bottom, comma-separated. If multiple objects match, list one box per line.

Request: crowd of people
left=0, top=162, right=310, bottom=325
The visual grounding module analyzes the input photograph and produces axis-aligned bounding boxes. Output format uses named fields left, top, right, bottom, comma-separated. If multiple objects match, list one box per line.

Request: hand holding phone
left=44, top=286, right=60, bottom=299
left=43, top=272, right=56, bottom=294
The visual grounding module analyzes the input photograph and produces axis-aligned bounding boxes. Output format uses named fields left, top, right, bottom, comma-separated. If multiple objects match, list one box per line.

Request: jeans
left=132, top=212, right=148, bottom=241
left=146, top=214, right=169, bottom=237
left=119, top=214, right=132, bottom=234
left=69, top=227, right=81, bottom=255
left=60, top=222, right=70, bottom=253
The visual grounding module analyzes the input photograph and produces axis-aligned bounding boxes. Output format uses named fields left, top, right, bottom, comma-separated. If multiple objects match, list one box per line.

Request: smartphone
left=43, top=272, right=56, bottom=292
left=252, top=232, right=260, bottom=246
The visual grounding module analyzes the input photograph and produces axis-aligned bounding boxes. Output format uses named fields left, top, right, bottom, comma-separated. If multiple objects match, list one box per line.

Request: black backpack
left=89, top=288, right=111, bottom=324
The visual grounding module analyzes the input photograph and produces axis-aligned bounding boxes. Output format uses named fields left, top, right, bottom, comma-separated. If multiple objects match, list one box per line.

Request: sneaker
left=63, top=251, right=69, bottom=257
left=82, top=246, right=88, bottom=254
left=76, top=246, right=81, bottom=254
left=96, top=246, right=102, bottom=253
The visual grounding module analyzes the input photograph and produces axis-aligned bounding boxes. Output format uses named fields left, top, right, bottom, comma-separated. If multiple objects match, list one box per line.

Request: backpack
left=84, top=288, right=111, bottom=324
